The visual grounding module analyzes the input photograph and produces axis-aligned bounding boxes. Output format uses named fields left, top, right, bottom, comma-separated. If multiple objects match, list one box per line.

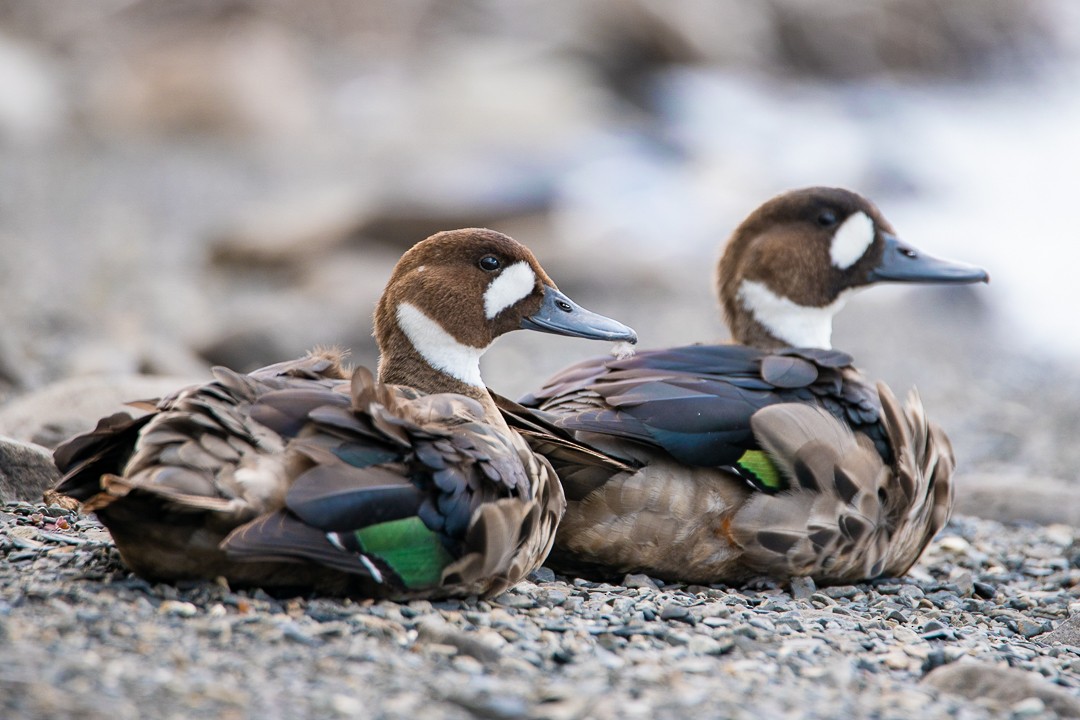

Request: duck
left=50, top=228, right=637, bottom=599
left=502, top=187, right=988, bottom=585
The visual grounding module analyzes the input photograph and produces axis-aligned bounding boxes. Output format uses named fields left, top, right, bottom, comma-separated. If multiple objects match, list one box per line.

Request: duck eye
left=478, top=255, right=501, bottom=272
left=817, top=211, right=838, bottom=227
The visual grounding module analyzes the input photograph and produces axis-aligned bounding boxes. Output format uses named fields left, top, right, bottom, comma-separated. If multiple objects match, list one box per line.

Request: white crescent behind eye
left=484, top=261, right=537, bottom=319
left=830, top=211, right=875, bottom=270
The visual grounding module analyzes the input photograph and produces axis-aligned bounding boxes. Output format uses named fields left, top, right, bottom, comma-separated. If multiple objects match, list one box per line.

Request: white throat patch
left=737, top=280, right=849, bottom=349
left=396, top=302, right=486, bottom=387
left=830, top=211, right=875, bottom=270
left=484, top=262, right=537, bottom=319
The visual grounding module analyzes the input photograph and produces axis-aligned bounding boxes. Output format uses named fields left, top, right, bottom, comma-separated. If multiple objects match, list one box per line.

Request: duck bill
left=868, top=234, right=989, bottom=284
left=521, top=287, right=638, bottom=343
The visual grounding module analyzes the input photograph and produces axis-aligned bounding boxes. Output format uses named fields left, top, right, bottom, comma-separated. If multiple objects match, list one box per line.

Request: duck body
left=510, top=187, right=986, bottom=585
left=52, top=229, right=636, bottom=599
left=509, top=344, right=949, bottom=584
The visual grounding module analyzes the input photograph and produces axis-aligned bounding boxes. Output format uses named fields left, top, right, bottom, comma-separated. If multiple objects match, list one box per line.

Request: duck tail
left=729, top=386, right=954, bottom=583
left=874, top=382, right=955, bottom=576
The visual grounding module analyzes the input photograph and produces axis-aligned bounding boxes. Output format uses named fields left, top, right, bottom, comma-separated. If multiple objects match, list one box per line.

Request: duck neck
left=377, top=304, right=506, bottom=428
left=727, top=280, right=845, bottom=350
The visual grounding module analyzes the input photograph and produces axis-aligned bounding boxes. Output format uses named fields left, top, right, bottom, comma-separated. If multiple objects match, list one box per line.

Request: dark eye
left=479, top=255, right=501, bottom=272
left=817, top=210, right=838, bottom=227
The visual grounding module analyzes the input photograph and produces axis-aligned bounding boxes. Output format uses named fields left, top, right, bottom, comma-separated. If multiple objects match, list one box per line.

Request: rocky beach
left=1, top=1, right=1079, bottom=717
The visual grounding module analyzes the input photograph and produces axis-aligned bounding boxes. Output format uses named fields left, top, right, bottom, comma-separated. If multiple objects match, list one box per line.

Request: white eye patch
left=484, top=261, right=537, bottom=319
left=830, top=211, right=876, bottom=270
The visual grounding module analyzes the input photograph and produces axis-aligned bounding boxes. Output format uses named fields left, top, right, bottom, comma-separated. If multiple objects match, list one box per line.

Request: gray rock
left=0, top=436, right=60, bottom=502
left=922, top=663, right=1080, bottom=717
left=0, top=374, right=199, bottom=449
left=790, top=576, right=816, bottom=600
left=623, top=573, right=660, bottom=590
left=954, top=473, right=1080, bottom=525
left=416, top=617, right=502, bottom=665
left=210, top=185, right=373, bottom=267
left=1038, top=614, right=1080, bottom=646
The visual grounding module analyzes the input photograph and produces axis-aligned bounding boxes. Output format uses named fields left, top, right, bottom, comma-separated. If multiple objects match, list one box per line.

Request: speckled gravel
left=1, top=501, right=1077, bottom=719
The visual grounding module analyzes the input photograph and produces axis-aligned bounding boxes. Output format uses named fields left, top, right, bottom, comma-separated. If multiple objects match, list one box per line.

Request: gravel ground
left=2, top=500, right=1077, bottom=719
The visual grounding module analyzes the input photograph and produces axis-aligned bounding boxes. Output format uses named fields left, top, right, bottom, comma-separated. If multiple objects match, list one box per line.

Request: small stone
left=330, top=694, right=364, bottom=716
left=947, top=569, right=975, bottom=597
left=659, top=604, right=691, bottom=623
left=883, top=650, right=912, bottom=670
left=935, top=536, right=971, bottom=553
left=451, top=655, right=485, bottom=675
left=494, top=594, right=536, bottom=609
left=416, top=617, right=502, bottom=665
left=1037, top=614, right=1080, bottom=645
left=823, top=585, right=860, bottom=600
left=0, top=436, right=61, bottom=503
left=529, top=567, right=556, bottom=583
left=159, top=601, right=198, bottom=618
left=892, top=626, right=921, bottom=644
left=1015, top=617, right=1050, bottom=639
left=920, top=619, right=955, bottom=641
left=922, top=663, right=1080, bottom=717
left=790, top=576, right=816, bottom=600
left=1009, top=697, right=1045, bottom=717
left=623, top=573, right=660, bottom=590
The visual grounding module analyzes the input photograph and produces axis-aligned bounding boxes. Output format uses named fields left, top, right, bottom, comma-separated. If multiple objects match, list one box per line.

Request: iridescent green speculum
left=350, top=517, right=454, bottom=588
left=733, top=449, right=785, bottom=492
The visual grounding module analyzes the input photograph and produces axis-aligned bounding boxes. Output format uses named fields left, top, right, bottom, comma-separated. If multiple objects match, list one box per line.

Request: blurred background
left=1, top=0, right=1078, bottom=493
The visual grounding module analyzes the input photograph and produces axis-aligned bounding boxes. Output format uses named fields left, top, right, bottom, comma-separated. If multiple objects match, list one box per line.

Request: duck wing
left=222, top=367, right=564, bottom=598
left=520, top=344, right=887, bottom=472
left=51, top=350, right=351, bottom=518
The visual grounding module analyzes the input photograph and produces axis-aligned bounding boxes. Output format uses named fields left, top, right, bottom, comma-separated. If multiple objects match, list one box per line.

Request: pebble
left=159, top=600, right=198, bottom=617
left=623, top=573, right=660, bottom=590
left=790, top=576, right=817, bottom=600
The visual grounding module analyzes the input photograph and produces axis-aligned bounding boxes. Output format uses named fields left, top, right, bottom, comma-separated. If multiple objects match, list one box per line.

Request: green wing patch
left=733, top=449, right=786, bottom=493
left=351, top=517, right=454, bottom=589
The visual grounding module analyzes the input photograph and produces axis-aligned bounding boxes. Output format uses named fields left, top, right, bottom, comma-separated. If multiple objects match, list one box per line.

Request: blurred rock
left=0, top=375, right=199, bottom=449
left=0, top=323, right=28, bottom=393
left=0, top=31, right=65, bottom=143
left=767, top=0, right=1052, bottom=80
left=953, top=474, right=1080, bottom=526
left=922, top=663, right=1080, bottom=717
left=198, top=327, right=299, bottom=376
left=1041, top=613, right=1080, bottom=647
left=210, top=185, right=374, bottom=267
left=196, top=250, right=387, bottom=373
left=1038, top=614, right=1080, bottom=647
left=86, top=18, right=319, bottom=139
left=0, top=437, right=60, bottom=503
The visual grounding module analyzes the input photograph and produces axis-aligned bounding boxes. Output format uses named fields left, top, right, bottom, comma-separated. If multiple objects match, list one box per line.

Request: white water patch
left=484, top=261, right=536, bottom=319
left=396, top=302, right=486, bottom=387
left=831, top=211, right=875, bottom=269
left=738, top=280, right=850, bottom=349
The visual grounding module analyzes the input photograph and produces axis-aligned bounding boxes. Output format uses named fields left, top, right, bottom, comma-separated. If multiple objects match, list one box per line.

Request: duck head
left=716, top=187, right=989, bottom=350
left=375, top=228, right=637, bottom=397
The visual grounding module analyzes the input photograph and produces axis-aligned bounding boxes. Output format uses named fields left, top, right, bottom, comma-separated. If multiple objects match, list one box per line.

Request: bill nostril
left=556, top=300, right=573, bottom=313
